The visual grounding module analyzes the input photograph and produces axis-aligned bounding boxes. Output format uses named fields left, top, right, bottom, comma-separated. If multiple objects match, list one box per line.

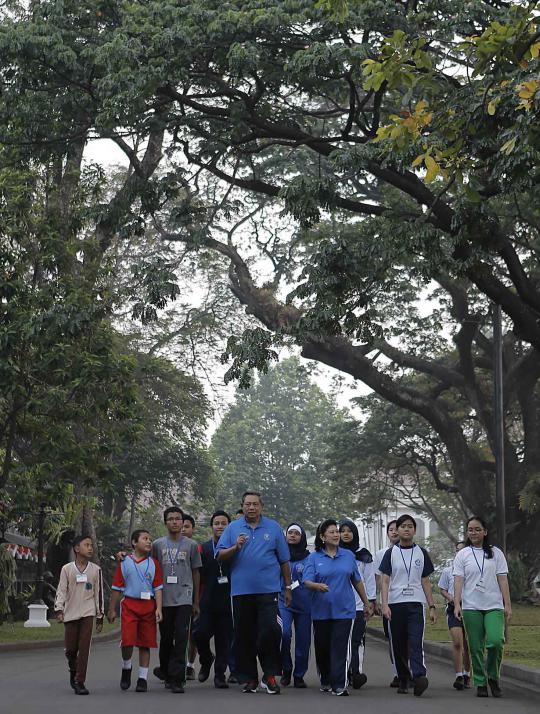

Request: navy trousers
left=279, top=605, right=311, bottom=678
left=232, top=593, right=282, bottom=681
left=313, top=618, right=353, bottom=691
left=349, top=610, right=366, bottom=675
left=388, top=602, right=426, bottom=681
left=193, top=608, right=233, bottom=679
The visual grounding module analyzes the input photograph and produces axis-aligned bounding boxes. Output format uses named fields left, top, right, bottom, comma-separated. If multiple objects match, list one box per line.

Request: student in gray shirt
left=151, top=506, right=202, bottom=693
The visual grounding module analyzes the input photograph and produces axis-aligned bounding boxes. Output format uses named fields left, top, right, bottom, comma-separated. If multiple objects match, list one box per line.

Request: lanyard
left=167, top=539, right=181, bottom=570
left=129, top=556, right=151, bottom=588
left=212, top=540, right=224, bottom=576
left=470, top=547, right=485, bottom=577
left=398, top=545, right=414, bottom=585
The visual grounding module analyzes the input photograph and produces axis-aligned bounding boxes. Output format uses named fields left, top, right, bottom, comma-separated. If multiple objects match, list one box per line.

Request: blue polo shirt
left=217, top=515, right=289, bottom=596
left=302, top=547, right=361, bottom=620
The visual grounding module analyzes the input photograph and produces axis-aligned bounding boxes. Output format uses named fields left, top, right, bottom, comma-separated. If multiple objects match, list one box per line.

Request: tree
left=212, top=357, right=353, bottom=528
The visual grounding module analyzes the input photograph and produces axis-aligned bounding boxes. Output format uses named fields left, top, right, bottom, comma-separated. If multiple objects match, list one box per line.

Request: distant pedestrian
left=108, top=529, right=163, bottom=693
left=339, top=519, right=376, bottom=689
left=438, top=541, right=471, bottom=689
left=54, top=535, right=104, bottom=695
left=453, top=516, right=511, bottom=699
left=380, top=514, right=437, bottom=697
left=303, top=519, right=372, bottom=696
left=217, top=490, right=292, bottom=695
left=374, top=519, right=400, bottom=686
left=234, top=509, right=244, bottom=520
left=279, top=524, right=311, bottom=689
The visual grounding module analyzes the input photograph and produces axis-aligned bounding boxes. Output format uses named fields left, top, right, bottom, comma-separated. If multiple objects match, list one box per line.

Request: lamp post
left=493, top=305, right=507, bottom=553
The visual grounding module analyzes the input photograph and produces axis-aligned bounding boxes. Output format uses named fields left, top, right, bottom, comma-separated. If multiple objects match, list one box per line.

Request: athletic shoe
left=280, top=671, right=291, bottom=687
left=198, top=655, right=215, bottom=683
left=171, top=682, right=185, bottom=693
left=242, top=680, right=258, bottom=693
left=69, top=670, right=76, bottom=690
left=351, top=673, right=367, bottom=689
left=397, top=684, right=409, bottom=694
left=120, top=668, right=132, bottom=690
left=227, top=674, right=239, bottom=684
left=153, top=666, right=166, bottom=681
left=463, top=674, right=471, bottom=689
left=413, top=676, right=429, bottom=697
left=477, top=685, right=488, bottom=697
left=73, top=681, right=89, bottom=695
left=319, top=684, right=332, bottom=692
left=488, top=679, right=502, bottom=698
left=186, top=666, right=196, bottom=681
left=164, top=680, right=172, bottom=689
left=453, top=675, right=464, bottom=690
left=390, top=676, right=400, bottom=687
left=214, top=677, right=229, bottom=689
left=261, top=675, right=280, bottom=694
left=135, top=678, right=147, bottom=692
left=332, top=688, right=349, bottom=696
left=294, top=677, right=307, bottom=688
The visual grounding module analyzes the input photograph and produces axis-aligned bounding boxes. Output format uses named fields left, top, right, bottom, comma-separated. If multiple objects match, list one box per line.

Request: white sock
left=139, top=666, right=149, bottom=680
left=456, top=672, right=462, bottom=677
left=463, top=670, right=470, bottom=676
left=122, top=659, right=132, bottom=670
left=187, top=662, right=194, bottom=668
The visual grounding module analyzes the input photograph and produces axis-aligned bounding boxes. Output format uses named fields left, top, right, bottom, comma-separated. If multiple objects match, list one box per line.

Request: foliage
left=0, top=546, right=16, bottom=619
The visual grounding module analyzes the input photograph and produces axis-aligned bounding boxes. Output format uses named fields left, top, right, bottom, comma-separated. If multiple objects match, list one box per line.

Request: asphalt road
left=0, top=634, right=537, bottom=714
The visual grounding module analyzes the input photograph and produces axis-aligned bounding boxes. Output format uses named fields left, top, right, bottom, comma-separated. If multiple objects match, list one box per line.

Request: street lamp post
left=493, top=305, right=507, bottom=553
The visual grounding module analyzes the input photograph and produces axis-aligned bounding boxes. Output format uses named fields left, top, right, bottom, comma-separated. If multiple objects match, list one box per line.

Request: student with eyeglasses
left=453, top=516, right=511, bottom=699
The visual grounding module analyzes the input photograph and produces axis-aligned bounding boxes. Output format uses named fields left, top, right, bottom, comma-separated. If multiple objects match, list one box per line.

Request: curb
left=0, top=627, right=120, bottom=653
left=366, top=626, right=540, bottom=690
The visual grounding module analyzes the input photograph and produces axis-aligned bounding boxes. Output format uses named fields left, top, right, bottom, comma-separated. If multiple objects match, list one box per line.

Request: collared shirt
left=217, top=515, right=289, bottom=596
left=453, top=546, right=508, bottom=611
left=354, top=559, right=376, bottom=611
left=302, top=547, right=361, bottom=620
left=379, top=544, right=434, bottom=605
left=152, top=536, right=202, bottom=607
left=438, top=565, right=454, bottom=597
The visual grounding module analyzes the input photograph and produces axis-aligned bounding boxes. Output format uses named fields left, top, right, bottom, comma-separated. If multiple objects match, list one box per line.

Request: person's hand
left=284, top=589, right=292, bottom=608
left=95, top=618, right=103, bottom=634
left=504, top=603, right=512, bottom=623
left=315, top=583, right=329, bottom=592
left=56, top=611, right=64, bottom=623
left=192, top=603, right=200, bottom=618
left=115, top=551, right=126, bottom=563
left=364, top=604, right=373, bottom=620
left=156, top=608, right=163, bottom=624
left=429, top=606, right=437, bottom=624
left=236, top=534, right=247, bottom=550
left=107, top=608, right=116, bottom=624
left=374, top=602, right=382, bottom=616
left=383, top=604, right=392, bottom=621
left=454, top=603, right=462, bottom=621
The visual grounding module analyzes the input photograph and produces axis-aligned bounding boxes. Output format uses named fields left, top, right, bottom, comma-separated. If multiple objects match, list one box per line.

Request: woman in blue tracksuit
left=278, top=524, right=311, bottom=688
left=339, top=519, right=376, bottom=690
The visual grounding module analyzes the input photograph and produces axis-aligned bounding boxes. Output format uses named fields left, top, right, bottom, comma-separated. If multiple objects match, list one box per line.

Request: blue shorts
left=446, top=603, right=462, bottom=630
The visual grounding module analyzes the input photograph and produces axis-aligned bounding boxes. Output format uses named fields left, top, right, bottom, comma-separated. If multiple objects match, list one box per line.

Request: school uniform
left=54, top=561, right=104, bottom=685
left=375, top=546, right=392, bottom=640
left=303, top=547, right=362, bottom=692
left=452, top=546, right=508, bottom=687
left=379, top=544, right=434, bottom=684
left=438, top=565, right=462, bottom=629
left=217, top=515, right=289, bottom=682
left=112, top=555, right=164, bottom=648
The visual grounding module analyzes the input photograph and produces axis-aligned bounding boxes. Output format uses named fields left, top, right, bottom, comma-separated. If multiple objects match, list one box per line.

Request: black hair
left=456, top=540, right=467, bottom=547
left=163, top=506, right=183, bottom=523
left=131, top=529, right=150, bottom=546
left=236, top=509, right=243, bottom=515
left=210, top=510, right=231, bottom=526
left=386, top=519, right=398, bottom=534
left=396, top=514, right=417, bottom=530
left=241, top=490, right=263, bottom=505
left=183, top=514, right=195, bottom=528
left=314, top=519, right=338, bottom=551
left=465, top=516, right=494, bottom=559
left=72, top=534, right=92, bottom=551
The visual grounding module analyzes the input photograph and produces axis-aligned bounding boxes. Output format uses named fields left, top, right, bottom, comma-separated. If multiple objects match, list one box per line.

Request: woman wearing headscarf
left=339, top=519, right=376, bottom=690
left=278, top=524, right=312, bottom=688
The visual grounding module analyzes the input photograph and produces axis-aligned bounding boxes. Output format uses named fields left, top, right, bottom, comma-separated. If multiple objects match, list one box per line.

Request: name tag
left=76, top=574, right=88, bottom=583
left=167, top=575, right=178, bottom=584
left=402, top=587, right=414, bottom=597
left=217, top=576, right=229, bottom=585
left=141, top=591, right=152, bottom=600
left=290, top=580, right=300, bottom=591
left=475, top=580, right=486, bottom=593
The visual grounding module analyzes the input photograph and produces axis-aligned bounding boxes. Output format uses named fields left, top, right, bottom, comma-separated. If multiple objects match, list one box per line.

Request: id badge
left=475, top=580, right=486, bottom=593
left=167, top=575, right=178, bottom=584
left=76, top=574, right=88, bottom=583
left=402, top=587, right=414, bottom=597
left=290, top=580, right=300, bottom=591
left=141, top=591, right=151, bottom=600
left=217, top=575, right=229, bottom=585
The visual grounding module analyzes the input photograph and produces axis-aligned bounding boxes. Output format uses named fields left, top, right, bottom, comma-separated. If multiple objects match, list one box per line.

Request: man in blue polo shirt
left=217, top=490, right=292, bottom=695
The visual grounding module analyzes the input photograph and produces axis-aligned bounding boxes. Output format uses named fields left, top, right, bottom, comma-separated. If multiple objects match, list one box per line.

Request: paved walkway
left=0, top=634, right=537, bottom=714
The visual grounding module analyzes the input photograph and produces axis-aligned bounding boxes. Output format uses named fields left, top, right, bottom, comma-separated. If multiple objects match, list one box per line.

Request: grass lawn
left=369, top=603, right=540, bottom=669
left=0, top=618, right=118, bottom=644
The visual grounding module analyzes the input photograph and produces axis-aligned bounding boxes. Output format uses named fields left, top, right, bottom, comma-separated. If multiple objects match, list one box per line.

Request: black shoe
left=352, top=672, right=367, bottom=689
left=135, top=678, right=147, bottom=692
left=186, top=666, right=196, bottom=681
left=73, top=681, right=89, bottom=695
left=214, top=677, right=229, bottom=689
left=171, top=682, right=185, bottom=693
left=294, top=677, right=307, bottom=688
left=477, top=685, right=488, bottom=697
left=397, top=684, right=409, bottom=694
left=453, top=675, right=464, bottom=690
left=228, top=674, right=239, bottom=684
left=488, top=679, right=502, bottom=698
left=463, top=674, right=471, bottom=689
left=120, top=668, right=132, bottom=690
left=414, top=676, right=428, bottom=697
left=332, top=688, right=349, bottom=696
left=390, top=676, right=400, bottom=688
left=280, top=671, right=291, bottom=687
left=69, top=671, right=76, bottom=690
left=153, top=666, right=166, bottom=681
left=261, top=675, right=280, bottom=694
left=320, top=684, right=332, bottom=692
left=198, top=655, right=215, bottom=683
left=164, top=680, right=172, bottom=689
left=242, top=680, right=258, bottom=693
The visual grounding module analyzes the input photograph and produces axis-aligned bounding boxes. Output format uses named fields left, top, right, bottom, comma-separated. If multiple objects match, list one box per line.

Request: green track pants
left=462, top=609, right=505, bottom=686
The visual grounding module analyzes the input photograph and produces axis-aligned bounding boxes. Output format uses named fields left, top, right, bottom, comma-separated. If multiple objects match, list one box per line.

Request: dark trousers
left=349, top=610, right=366, bottom=675
left=313, top=618, right=353, bottom=691
left=193, top=608, right=234, bottom=679
left=159, top=604, right=192, bottom=684
left=64, top=616, right=94, bottom=683
left=279, top=605, right=311, bottom=678
left=232, top=593, right=282, bottom=681
left=388, top=602, right=426, bottom=681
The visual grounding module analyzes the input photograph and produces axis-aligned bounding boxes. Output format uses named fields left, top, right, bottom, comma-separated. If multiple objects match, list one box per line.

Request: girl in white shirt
left=453, top=516, right=512, bottom=699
